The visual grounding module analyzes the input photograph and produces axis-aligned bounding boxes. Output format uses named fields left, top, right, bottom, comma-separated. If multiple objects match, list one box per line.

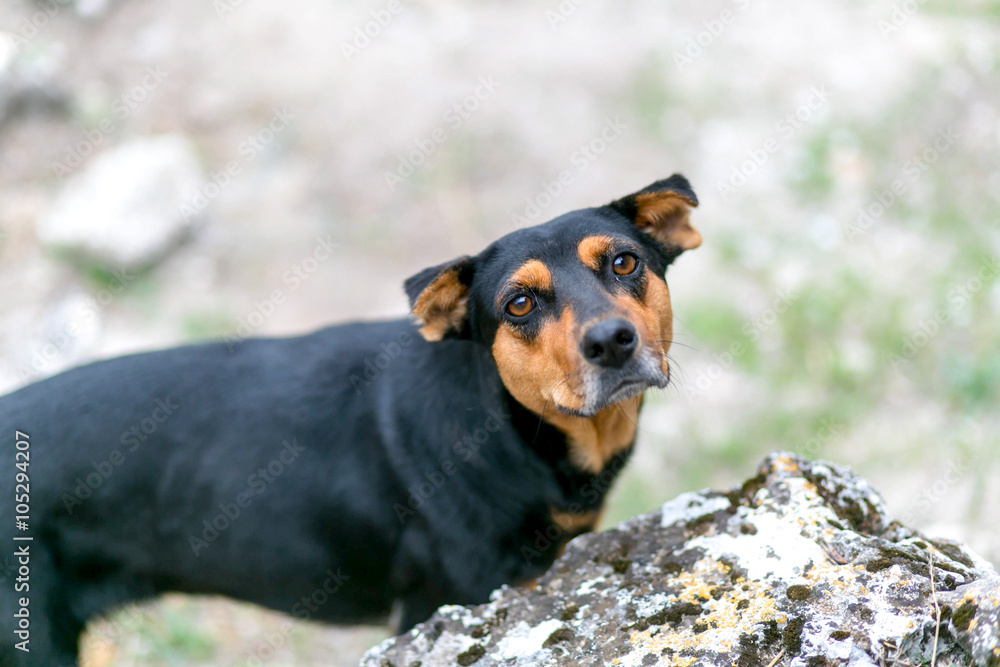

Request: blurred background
left=1, top=0, right=998, bottom=664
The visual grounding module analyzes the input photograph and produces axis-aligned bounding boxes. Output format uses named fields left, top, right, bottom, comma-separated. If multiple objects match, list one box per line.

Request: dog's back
left=0, top=320, right=565, bottom=664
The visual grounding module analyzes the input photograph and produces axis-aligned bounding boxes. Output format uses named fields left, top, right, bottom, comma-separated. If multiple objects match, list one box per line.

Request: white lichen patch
left=660, top=491, right=731, bottom=528
left=689, top=511, right=831, bottom=583
left=575, top=574, right=609, bottom=597
left=493, top=619, right=562, bottom=662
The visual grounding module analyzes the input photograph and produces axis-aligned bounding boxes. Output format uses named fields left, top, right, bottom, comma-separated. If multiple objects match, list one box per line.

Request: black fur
left=0, top=176, right=696, bottom=666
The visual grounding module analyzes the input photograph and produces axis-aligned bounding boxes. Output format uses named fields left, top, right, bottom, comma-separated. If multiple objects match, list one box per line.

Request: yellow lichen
left=625, top=558, right=781, bottom=666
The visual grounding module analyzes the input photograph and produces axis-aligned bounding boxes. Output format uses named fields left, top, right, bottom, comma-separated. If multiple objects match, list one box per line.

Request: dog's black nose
left=581, top=319, right=638, bottom=368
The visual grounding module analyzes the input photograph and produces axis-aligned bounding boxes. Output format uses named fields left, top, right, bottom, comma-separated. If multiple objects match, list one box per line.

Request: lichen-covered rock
left=361, top=453, right=1000, bottom=667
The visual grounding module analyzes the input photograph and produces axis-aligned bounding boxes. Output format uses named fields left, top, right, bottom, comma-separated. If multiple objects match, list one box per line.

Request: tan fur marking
left=507, top=259, right=552, bottom=295
left=412, top=269, right=469, bottom=342
left=577, top=235, right=615, bottom=271
left=493, top=306, right=584, bottom=413
left=643, top=273, right=674, bottom=373
left=551, top=508, right=603, bottom=534
left=609, top=268, right=673, bottom=376
left=633, top=191, right=702, bottom=251
left=557, top=396, right=642, bottom=474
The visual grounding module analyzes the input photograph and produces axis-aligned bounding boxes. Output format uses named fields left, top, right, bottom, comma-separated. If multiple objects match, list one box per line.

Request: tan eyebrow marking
left=577, top=235, right=615, bottom=270
left=497, top=259, right=552, bottom=307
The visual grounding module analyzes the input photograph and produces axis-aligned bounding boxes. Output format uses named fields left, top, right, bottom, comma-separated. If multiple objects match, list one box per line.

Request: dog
left=0, top=175, right=701, bottom=666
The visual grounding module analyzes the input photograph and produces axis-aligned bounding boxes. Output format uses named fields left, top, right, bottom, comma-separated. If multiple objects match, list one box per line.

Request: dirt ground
left=1, top=0, right=998, bottom=664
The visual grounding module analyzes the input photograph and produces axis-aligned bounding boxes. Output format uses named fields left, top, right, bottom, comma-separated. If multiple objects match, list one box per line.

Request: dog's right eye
left=612, top=252, right=639, bottom=276
left=505, top=295, right=534, bottom=318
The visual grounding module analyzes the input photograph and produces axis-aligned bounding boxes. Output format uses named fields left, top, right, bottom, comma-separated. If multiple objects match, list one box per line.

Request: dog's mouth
left=554, top=359, right=670, bottom=418
left=604, top=378, right=656, bottom=404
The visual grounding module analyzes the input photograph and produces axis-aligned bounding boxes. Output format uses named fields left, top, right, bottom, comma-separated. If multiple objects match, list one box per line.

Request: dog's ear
left=609, top=174, right=701, bottom=258
left=405, top=256, right=476, bottom=342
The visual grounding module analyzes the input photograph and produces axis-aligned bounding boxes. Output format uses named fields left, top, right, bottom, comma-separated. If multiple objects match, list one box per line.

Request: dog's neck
left=540, top=397, right=642, bottom=474
left=503, top=384, right=641, bottom=481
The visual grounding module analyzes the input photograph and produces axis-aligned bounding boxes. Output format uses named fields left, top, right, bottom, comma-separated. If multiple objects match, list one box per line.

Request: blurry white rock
left=75, top=0, right=114, bottom=18
left=37, top=136, right=205, bottom=269
left=0, top=35, right=15, bottom=76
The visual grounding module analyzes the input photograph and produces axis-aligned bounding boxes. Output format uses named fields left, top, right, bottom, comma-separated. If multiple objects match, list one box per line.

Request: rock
left=75, top=0, right=115, bottom=18
left=37, top=136, right=205, bottom=269
left=361, top=453, right=1000, bottom=667
left=0, top=35, right=68, bottom=128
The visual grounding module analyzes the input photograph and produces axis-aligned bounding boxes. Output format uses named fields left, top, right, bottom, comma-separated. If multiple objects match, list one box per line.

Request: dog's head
left=405, top=175, right=701, bottom=421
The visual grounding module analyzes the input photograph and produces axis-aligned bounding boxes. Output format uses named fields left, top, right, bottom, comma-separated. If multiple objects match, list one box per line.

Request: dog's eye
left=506, top=295, right=534, bottom=318
left=612, top=253, right=639, bottom=276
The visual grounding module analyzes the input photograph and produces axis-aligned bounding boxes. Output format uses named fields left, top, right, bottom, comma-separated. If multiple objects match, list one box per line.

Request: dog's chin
left=555, top=372, right=669, bottom=419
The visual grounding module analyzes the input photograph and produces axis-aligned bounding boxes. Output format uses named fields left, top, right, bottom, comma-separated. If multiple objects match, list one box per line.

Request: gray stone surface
left=362, top=453, right=1000, bottom=667
left=0, top=35, right=67, bottom=128
left=37, top=135, right=204, bottom=269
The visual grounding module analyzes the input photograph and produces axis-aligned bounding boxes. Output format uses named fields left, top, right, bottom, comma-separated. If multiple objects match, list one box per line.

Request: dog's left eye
left=612, top=253, right=639, bottom=276
left=506, top=295, right=534, bottom=317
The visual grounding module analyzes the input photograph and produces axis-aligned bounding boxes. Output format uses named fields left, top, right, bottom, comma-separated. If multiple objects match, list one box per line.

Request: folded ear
left=609, top=174, right=701, bottom=257
left=404, top=256, right=476, bottom=342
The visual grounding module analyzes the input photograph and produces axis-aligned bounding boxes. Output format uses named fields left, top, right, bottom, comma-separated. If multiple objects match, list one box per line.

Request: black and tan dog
left=0, top=175, right=701, bottom=666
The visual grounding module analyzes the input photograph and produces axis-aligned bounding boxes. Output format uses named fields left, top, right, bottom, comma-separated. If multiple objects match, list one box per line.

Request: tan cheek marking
left=506, top=259, right=552, bottom=296
left=577, top=235, right=615, bottom=271
left=645, top=273, right=674, bottom=374
left=412, top=269, right=469, bottom=342
left=609, top=270, right=672, bottom=375
left=492, top=307, right=584, bottom=415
